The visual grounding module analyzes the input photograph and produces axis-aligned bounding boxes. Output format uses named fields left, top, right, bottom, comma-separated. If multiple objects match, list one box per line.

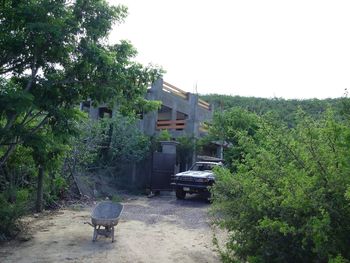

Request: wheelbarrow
left=85, top=201, right=123, bottom=242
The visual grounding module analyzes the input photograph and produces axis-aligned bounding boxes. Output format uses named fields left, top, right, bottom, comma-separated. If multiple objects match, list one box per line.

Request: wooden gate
left=151, top=152, right=176, bottom=191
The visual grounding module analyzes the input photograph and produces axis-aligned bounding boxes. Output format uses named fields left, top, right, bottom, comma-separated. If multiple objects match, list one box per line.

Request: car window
left=190, top=163, right=217, bottom=171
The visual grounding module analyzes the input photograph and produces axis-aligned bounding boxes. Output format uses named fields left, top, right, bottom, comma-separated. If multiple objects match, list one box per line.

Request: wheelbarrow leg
left=92, top=226, right=98, bottom=242
left=111, top=226, right=115, bottom=243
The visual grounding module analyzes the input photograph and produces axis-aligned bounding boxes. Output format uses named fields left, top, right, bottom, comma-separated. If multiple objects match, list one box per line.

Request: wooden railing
left=199, top=122, right=209, bottom=133
left=162, top=81, right=211, bottom=111
left=156, top=120, right=186, bottom=130
left=198, top=98, right=210, bottom=110
left=162, top=81, right=188, bottom=100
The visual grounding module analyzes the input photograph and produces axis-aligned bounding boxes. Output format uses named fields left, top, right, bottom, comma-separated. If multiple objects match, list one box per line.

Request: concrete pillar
left=171, top=104, right=177, bottom=121
left=160, top=141, right=179, bottom=154
left=89, top=106, right=99, bottom=120
left=187, top=93, right=198, bottom=137
left=185, top=93, right=199, bottom=164
left=170, top=102, right=177, bottom=134
left=149, top=78, right=163, bottom=99
left=142, top=78, right=163, bottom=136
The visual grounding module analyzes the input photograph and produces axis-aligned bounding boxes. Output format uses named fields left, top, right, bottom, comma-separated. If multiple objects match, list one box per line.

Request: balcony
left=156, top=120, right=186, bottom=130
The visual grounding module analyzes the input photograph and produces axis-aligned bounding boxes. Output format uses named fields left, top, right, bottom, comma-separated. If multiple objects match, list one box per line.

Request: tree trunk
left=36, top=165, right=44, bottom=213
left=0, top=144, right=16, bottom=167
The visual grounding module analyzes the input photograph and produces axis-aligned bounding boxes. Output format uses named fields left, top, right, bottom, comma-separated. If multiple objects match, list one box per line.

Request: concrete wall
left=141, top=78, right=213, bottom=138
left=85, top=78, right=213, bottom=139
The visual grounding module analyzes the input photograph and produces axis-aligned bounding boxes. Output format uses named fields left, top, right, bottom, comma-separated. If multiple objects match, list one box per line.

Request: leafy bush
left=211, top=110, right=350, bottom=263
left=176, top=136, right=195, bottom=170
left=209, top=108, right=258, bottom=172
left=0, top=189, right=29, bottom=239
left=108, top=114, right=151, bottom=163
left=158, top=129, right=172, bottom=141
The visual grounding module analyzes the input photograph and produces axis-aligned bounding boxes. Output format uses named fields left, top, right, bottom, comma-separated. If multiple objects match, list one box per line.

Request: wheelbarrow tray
left=91, top=201, right=123, bottom=226
left=87, top=201, right=123, bottom=242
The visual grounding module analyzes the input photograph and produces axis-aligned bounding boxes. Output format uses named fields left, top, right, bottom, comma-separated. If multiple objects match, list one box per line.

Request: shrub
left=211, top=110, right=350, bottom=262
left=0, top=189, right=29, bottom=239
left=158, top=129, right=172, bottom=141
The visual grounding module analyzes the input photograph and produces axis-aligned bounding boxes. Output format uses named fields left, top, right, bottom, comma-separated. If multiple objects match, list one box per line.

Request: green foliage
left=151, top=129, right=173, bottom=153
left=208, top=108, right=258, bottom=171
left=176, top=136, right=195, bottom=170
left=0, top=0, right=162, bottom=238
left=68, top=112, right=151, bottom=167
left=0, top=189, right=29, bottom=239
left=64, top=116, right=108, bottom=174
left=0, top=0, right=162, bottom=166
left=158, top=129, right=172, bottom=141
left=111, top=194, right=122, bottom=203
left=211, top=109, right=350, bottom=262
left=202, top=94, right=346, bottom=127
left=105, top=113, right=151, bottom=163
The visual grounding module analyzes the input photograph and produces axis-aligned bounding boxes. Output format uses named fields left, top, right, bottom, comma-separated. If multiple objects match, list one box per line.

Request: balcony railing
left=156, top=120, right=186, bottom=130
left=162, top=81, right=188, bottom=100
left=198, top=98, right=210, bottom=110
left=199, top=122, right=209, bottom=133
left=162, top=81, right=211, bottom=111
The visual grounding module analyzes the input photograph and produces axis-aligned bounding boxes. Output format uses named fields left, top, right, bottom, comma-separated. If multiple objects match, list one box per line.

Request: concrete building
left=139, top=78, right=213, bottom=138
left=80, top=79, right=221, bottom=189
left=82, top=78, right=214, bottom=139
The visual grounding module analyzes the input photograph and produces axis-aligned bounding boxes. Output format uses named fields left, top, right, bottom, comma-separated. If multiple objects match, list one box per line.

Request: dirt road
left=0, top=193, right=222, bottom=263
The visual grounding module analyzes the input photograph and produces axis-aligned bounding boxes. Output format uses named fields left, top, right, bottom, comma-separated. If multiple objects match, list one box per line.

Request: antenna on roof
left=194, top=81, right=198, bottom=94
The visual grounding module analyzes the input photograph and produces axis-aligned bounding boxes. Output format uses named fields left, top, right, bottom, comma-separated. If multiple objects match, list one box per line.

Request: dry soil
left=0, top=193, right=223, bottom=263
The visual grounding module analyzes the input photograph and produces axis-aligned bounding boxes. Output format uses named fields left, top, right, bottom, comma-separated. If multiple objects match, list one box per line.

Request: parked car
left=172, top=161, right=222, bottom=200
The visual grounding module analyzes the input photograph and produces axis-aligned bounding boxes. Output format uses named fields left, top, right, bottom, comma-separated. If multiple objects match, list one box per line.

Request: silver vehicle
left=172, top=162, right=221, bottom=200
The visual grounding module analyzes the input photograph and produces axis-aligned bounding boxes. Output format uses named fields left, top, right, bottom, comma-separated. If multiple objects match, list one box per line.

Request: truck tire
left=176, top=188, right=186, bottom=200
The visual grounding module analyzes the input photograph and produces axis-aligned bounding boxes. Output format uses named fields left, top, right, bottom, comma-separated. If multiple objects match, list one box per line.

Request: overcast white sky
left=109, top=0, right=350, bottom=99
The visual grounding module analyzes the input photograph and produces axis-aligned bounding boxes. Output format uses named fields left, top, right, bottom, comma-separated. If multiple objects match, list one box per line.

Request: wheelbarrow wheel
left=92, top=227, right=98, bottom=242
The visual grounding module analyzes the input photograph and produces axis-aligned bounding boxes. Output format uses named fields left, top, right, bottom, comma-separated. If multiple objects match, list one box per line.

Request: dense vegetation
left=0, top=0, right=161, bottom=239
left=202, top=94, right=345, bottom=127
left=210, top=106, right=350, bottom=262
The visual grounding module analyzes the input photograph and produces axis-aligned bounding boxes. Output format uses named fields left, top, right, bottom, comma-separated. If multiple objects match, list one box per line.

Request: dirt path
left=0, top=193, right=222, bottom=263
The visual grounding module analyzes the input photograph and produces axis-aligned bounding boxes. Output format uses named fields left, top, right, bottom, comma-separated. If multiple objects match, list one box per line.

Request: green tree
left=176, top=136, right=195, bottom=171
left=212, top=109, right=350, bottom=262
left=104, top=113, right=151, bottom=164
left=0, top=0, right=162, bottom=237
left=208, top=108, right=258, bottom=171
left=0, top=0, right=162, bottom=167
left=201, top=94, right=346, bottom=127
left=62, top=113, right=152, bottom=191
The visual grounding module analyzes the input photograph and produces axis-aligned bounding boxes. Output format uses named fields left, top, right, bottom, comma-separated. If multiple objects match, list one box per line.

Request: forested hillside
left=201, top=94, right=346, bottom=126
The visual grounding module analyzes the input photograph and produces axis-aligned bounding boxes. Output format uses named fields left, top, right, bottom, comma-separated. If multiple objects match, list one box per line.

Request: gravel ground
left=123, top=192, right=211, bottom=229
left=0, top=192, right=223, bottom=263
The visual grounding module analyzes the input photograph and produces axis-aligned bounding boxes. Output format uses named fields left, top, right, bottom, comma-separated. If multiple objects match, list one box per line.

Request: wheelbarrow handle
left=84, top=221, right=94, bottom=227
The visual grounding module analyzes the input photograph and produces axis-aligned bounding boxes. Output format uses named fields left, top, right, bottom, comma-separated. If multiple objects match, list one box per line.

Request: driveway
left=0, top=193, right=222, bottom=263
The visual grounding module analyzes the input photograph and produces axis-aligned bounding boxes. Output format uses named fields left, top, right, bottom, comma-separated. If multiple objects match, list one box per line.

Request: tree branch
left=0, top=115, right=49, bottom=167
left=25, top=55, right=38, bottom=92
left=22, top=110, right=44, bottom=127
left=0, top=139, right=18, bottom=167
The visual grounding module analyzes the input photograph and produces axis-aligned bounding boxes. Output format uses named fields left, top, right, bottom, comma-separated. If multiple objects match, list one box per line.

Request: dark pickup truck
left=172, top=161, right=221, bottom=200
